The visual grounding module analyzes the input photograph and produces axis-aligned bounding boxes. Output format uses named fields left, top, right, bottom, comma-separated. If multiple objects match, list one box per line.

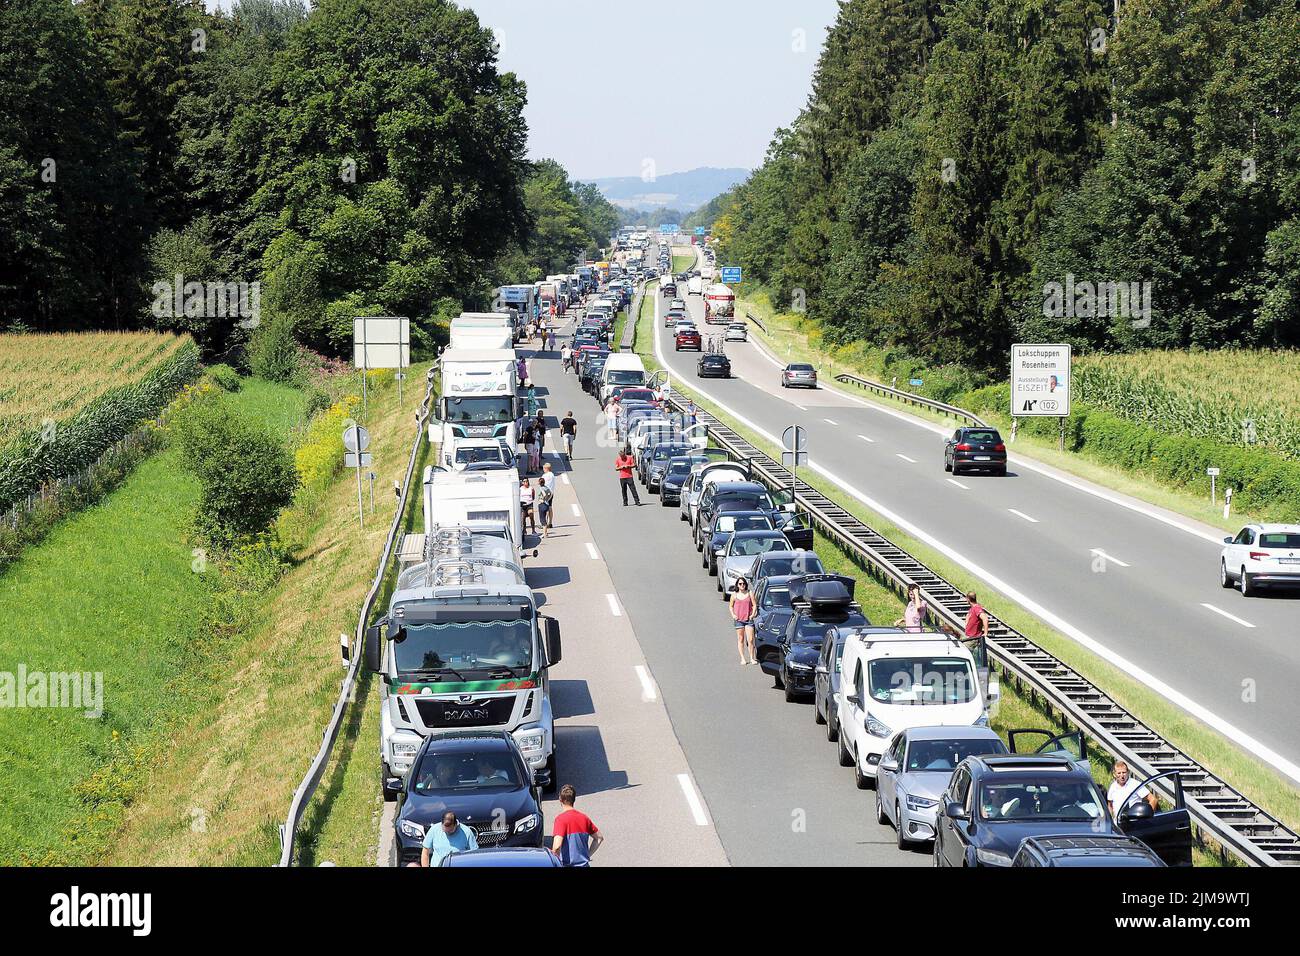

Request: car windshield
left=653, top=446, right=690, bottom=461
left=867, top=657, right=978, bottom=705
left=1259, top=532, right=1300, bottom=548
left=757, top=554, right=824, bottom=577
left=905, top=738, right=1008, bottom=772
left=978, top=778, right=1104, bottom=822
left=445, top=396, right=513, bottom=424
left=717, top=492, right=775, bottom=512
left=730, top=535, right=788, bottom=556
left=412, top=751, right=523, bottom=794
left=964, top=430, right=1002, bottom=443
left=716, top=514, right=772, bottom=533
left=667, top=460, right=693, bottom=476
left=608, top=370, right=644, bottom=385
left=761, top=586, right=790, bottom=609
left=391, top=611, right=533, bottom=676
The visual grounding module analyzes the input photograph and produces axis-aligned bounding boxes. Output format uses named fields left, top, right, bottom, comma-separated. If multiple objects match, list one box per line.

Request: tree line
left=0, top=0, right=617, bottom=364
left=710, top=0, right=1300, bottom=373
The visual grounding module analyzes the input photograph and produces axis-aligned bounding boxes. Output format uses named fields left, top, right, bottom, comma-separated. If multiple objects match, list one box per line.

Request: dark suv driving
left=943, top=427, right=1007, bottom=476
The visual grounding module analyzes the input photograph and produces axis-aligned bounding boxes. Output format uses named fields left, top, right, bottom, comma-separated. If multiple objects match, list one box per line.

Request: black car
left=774, top=575, right=868, bottom=702
left=1012, top=834, right=1165, bottom=867
left=697, top=353, right=731, bottom=378
left=813, top=624, right=848, bottom=740
left=392, top=731, right=545, bottom=867
left=944, top=426, right=1007, bottom=476
left=581, top=358, right=608, bottom=394
left=640, top=441, right=696, bottom=490
left=661, top=281, right=677, bottom=297
left=695, top=480, right=811, bottom=552
left=659, top=451, right=729, bottom=506
left=935, top=755, right=1193, bottom=867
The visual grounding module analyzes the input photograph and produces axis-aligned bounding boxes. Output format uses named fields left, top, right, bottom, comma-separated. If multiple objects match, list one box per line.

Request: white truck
left=437, top=347, right=518, bottom=464
left=703, top=283, right=736, bottom=323
left=359, top=526, right=561, bottom=802
left=688, top=275, right=704, bottom=296
left=420, top=466, right=524, bottom=560
left=450, top=312, right=514, bottom=351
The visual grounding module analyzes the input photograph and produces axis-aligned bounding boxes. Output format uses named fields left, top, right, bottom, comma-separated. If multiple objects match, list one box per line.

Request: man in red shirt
left=614, top=446, right=641, bottom=506
left=551, top=784, right=604, bottom=867
left=964, top=592, right=989, bottom=638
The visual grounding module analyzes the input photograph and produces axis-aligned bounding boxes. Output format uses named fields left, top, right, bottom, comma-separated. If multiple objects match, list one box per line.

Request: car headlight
left=788, top=661, right=813, bottom=671
left=976, top=847, right=1012, bottom=867
left=906, top=795, right=939, bottom=811
left=865, top=713, right=891, bottom=738
left=513, top=813, right=540, bottom=834
left=398, top=819, right=426, bottom=840
left=515, top=728, right=546, bottom=756
left=974, top=714, right=990, bottom=727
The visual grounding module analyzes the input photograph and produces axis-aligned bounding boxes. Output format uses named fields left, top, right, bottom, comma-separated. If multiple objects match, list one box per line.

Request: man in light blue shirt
left=421, top=810, right=478, bottom=867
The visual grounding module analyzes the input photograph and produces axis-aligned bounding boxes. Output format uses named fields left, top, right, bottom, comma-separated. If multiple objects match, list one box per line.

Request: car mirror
left=1223, top=536, right=1234, bottom=544
left=383, top=776, right=404, bottom=797
left=1120, top=801, right=1154, bottom=824
left=846, top=694, right=861, bottom=708
left=879, top=756, right=899, bottom=773
left=945, top=801, right=968, bottom=821
left=544, top=617, right=562, bottom=667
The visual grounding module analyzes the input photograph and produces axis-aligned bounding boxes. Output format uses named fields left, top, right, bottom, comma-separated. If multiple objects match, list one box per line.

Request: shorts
left=733, top=618, right=752, bottom=631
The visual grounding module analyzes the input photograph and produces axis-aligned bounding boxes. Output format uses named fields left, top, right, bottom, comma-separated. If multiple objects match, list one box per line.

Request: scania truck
left=437, top=347, right=518, bottom=462
left=359, top=526, right=562, bottom=799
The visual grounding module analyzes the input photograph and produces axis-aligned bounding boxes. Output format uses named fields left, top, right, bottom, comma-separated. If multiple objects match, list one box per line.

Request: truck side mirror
left=544, top=617, right=562, bottom=667
left=364, top=619, right=386, bottom=673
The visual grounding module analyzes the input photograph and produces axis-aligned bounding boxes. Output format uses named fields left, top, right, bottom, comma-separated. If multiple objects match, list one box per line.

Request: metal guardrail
left=277, top=363, right=437, bottom=866
left=835, top=372, right=986, bottom=426
left=743, top=310, right=766, bottom=334
left=666, top=394, right=1300, bottom=867
left=621, top=280, right=648, bottom=351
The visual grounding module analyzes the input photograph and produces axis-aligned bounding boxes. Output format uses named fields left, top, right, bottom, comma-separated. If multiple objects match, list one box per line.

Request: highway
left=652, top=246, right=1300, bottom=785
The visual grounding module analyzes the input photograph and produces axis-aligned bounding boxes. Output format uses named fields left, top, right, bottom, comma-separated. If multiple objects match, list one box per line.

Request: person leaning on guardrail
left=894, top=584, right=927, bottom=633
left=964, top=592, right=990, bottom=638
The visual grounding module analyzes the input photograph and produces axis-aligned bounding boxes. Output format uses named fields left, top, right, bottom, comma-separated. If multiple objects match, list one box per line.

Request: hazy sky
left=209, top=0, right=839, bottom=181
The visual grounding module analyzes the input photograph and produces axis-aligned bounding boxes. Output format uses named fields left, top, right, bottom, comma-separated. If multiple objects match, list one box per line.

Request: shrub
left=173, top=397, right=300, bottom=544
left=247, top=314, right=303, bottom=385
left=205, top=364, right=242, bottom=392
left=294, top=395, right=361, bottom=495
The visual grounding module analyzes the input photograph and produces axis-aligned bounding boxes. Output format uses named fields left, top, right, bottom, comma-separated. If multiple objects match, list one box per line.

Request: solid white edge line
left=1200, top=603, right=1256, bottom=629
left=586, top=542, right=600, bottom=560
left=1090, top=548, right=1131, bottom=568
left=605, top=593, right=622, bottom=617
left=570, top=503, right=581, bottom=516
left=676, top=773, right=710, bottom=826
left=946, top=478, right=970, bottom=490
left=634, top=664, right=658, bottom=702
left=1008, top=508, right=1040, bottom=523
left=651, top=328, right=1300, bottom=784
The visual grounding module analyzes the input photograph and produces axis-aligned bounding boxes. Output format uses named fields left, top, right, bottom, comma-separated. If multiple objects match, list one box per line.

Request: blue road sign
left=659, top=223, right=679, bottom=234
left=695, top=226, right=706, bottom=235
left=909, top=378, right=924, bottom=387
left=721, top=266, right=742, bottom=284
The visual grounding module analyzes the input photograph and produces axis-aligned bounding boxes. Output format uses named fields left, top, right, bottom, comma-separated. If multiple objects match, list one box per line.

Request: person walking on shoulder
left=560, top=411, right=577, bottom=461
left=730, top=577, right=756, bottom=665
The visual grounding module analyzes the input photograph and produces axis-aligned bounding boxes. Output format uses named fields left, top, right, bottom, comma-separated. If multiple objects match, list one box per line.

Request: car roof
left=902, top=725, right=1003, bottom=742
left=973, top=754, right=1081, bottom=772
left=1250, top=523, right=1300, bottom=533
left=712, top=481, right=767, bottom=494
left=731, top=529, right=787, bottom=539
left=713, top=509, right=768, bottom=524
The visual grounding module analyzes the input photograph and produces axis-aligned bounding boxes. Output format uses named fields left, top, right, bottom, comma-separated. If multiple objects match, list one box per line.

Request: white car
left=724, top=323, right=747, bottom=342
left=1219, top=523, right=1300, bottom=595
left=836, top=630, right=990, bottom=789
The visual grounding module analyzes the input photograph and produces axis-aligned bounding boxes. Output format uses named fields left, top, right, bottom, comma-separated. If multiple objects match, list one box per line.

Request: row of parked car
left=621, top=403, right=1197, bottom=868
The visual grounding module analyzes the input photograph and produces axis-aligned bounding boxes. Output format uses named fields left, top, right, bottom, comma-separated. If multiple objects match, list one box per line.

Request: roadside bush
left=294, top=395, right=361, bottom=495
left=205, top=364, right=242, bottom=392
left=247, top=314, right=303, bottom=385
left=173, top=397, right=300, bottom=544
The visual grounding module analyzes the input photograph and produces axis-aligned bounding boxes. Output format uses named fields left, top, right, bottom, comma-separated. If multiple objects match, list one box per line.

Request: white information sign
left=1010, top=343, right=1071, bottom=417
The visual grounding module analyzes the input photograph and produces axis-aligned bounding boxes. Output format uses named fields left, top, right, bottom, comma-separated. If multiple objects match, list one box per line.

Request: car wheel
left=784, top=679, right=796, bottom=703
left=896, top=804, right=909, bottom=848
left=944, top=457, right=952, bottom=472
left=708, top=558, right=717, bottom=576
left=679, top=508, right=687, bottom=522
left=995, top=466, right=1007, bottom=477
left=875, top=787, right=888, bottom=825
left=701, top=551, right=708, bottom=569
left=933, top=843, right=942, bottom=867
left=543, top=751, right=558, bottom=795
left=773, top=669, right=784, bottom=689
left=814, top=698, right=826, bottom=725
left=1220, top=560, right=1233, bottom=588
left=1241, top=567, right=1256, bottom=597
left=838, top=733, right=853, bottom=767
left=827, top=710, right=839, bottom=743
left=853, top=748, right=872, bottom=790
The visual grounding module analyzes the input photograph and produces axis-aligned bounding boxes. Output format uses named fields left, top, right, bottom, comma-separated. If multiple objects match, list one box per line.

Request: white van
left=599, top=353, right=647, bottom=403
left=835, top=629, right=989, bottom=788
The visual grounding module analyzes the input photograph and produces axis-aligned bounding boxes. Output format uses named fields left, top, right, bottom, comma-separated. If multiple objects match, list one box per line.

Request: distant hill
left=591, top=167, right=749, bottom=212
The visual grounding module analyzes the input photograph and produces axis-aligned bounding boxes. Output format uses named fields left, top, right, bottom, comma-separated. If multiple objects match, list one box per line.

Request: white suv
left=1219, top=523, right=1300, bottom=596
left=836, top=629, right=989, bottom=789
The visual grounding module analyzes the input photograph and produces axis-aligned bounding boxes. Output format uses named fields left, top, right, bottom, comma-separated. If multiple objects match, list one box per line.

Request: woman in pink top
left=729, top=577, right=757, bottom=666
left=893, top=584, right=927, bottom=632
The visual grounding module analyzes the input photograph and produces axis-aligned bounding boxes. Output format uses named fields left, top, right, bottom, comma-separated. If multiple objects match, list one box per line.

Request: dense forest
left=0, top=0, right=617, bottom=361
left=709, top=0, right=1300, bottom=373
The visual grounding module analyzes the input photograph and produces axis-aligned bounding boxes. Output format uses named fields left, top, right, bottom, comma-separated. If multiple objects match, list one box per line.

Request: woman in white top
left=519, top=479, right=536, bottom=535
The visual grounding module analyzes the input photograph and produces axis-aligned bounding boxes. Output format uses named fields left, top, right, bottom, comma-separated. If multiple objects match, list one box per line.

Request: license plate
left=974, top=456, right=991, bottom=461
left=1279, top=557, right=1300, bottom=564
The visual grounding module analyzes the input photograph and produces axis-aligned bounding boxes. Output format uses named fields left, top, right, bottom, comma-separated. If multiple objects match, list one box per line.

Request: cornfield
left=0, top=333, right=200, bottom=513
left=1075, top=350, right=1300, bottom=461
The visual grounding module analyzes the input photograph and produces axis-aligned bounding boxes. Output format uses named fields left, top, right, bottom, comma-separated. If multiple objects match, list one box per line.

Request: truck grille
left=413, top=695, right=515, bottom=728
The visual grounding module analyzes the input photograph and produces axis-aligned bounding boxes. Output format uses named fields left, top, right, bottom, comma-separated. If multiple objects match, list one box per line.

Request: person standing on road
left=551, top=784, right=603, bottom=867
left=561, top=343, right=571, bottom=371
left=894, top=584, right=927, bottom=632
left=520, top=478, right=537, bottom=535
left=615, top=446, right=641, bottom=506
left=536, top=477, right=553, bottom=538
left=560, top=411, right=578, bottom=461
left=1107, top=760, right=1158, bottom=821
left=684, top=399, right=698, bottom=427
left=421, top=810, right=478, bottom=867
left=540, top=462, right=557, bottom=535
left=526, top=384, right=539, bottom=418
left=547, top=328, right=557, bottom=352
left=534, top=410, right=548, bottom=459
left=730, top=576, right=756, bottom=665
left=964, top=592, right=989, bottom=639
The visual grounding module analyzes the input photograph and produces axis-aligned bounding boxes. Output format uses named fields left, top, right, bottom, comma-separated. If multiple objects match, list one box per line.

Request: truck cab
left=361, top=527, right=561, bottom=800
left=437, top=347, right=518, bottom=454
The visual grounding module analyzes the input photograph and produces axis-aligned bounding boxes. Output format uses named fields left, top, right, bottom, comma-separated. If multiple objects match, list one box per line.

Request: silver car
left=717, top=530, right=793, bottom=598
left=724, top=323, right=747, bottom=342
left=780, top=363, right=817, bottom=388
left=875, top=726, right=1007, bottom=849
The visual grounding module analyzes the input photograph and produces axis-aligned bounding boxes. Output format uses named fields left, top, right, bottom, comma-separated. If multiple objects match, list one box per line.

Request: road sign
left=721, top=266, right=742, bottom=284
left=344, top=452, right=373, bottom=468
left=1010, top=343, right=1071, bottom=417
left=909, top=378, right=924, bottom=387
left=1207, top=467, right=1221, bottom=476
left=695, top=226, right=706, bottom=236
left=342, top=424, right=370, bottom=452
left=781, top=451, right=809, bottom=467
left=782, top=425, right=807, bottom=454
left=353, top=316, right=409, bottom=370
left=659, top=223, right=679, bottom=235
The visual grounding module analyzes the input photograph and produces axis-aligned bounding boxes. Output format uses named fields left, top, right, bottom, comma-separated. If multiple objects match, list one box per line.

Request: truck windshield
left=868, top=657, right=977, bottom=705
left=394, top=618, right=533, bottom=675
left=455, top=446, right=505, bottom=465
left=446, top=396, right=513, bottom=424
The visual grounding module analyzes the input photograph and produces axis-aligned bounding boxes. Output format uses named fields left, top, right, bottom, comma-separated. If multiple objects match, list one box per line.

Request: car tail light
left=1249, top=551, right=1270, bottom=561
left=955, top=443, right=972, bottom=451
left=993, top=443, right=1006, bottom=452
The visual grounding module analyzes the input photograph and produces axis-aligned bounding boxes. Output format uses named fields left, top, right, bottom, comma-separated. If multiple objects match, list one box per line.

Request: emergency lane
left=653, top=250, right=1300, bottom=783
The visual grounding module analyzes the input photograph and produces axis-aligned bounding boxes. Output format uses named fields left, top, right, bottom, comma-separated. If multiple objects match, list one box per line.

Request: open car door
left=1007, top=728, right=1089, bottom=772
left=1114, top=770, right=1194, bottom=867
left=682, top=422, right=709, bottom=450
left=770, top=489, right=814, bottom=550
